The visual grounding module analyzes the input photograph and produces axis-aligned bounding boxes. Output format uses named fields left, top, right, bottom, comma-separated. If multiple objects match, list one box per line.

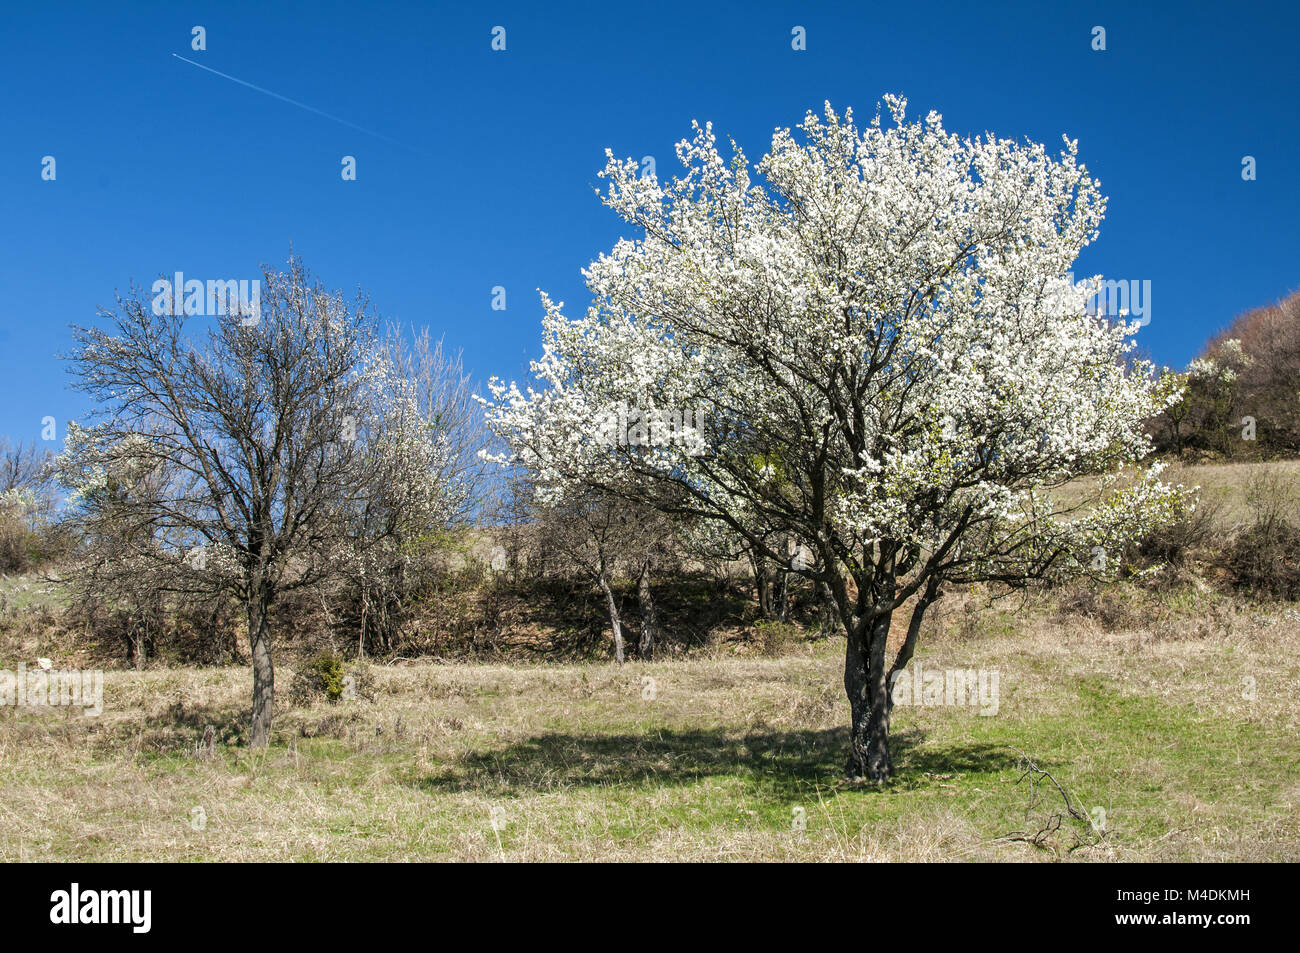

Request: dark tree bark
left=751, top=550, right=775, bottom=619
left=844, top=611, right=894, bottom=781
left=842, top=621, right=869, bottom=776
left=842, top=571, right=942, bottom=781
left=129, top=612, right=151, bottom=671
left=816, top=582, right=838, bottom=639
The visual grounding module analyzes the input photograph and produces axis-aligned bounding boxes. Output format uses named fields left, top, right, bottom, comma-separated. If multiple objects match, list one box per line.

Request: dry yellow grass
left=1057, top=458, right=1300, bottom=529
left=2, top=583, right=1297, bottom=862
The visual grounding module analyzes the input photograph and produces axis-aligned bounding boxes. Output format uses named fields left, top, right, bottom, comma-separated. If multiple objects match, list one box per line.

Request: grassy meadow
left=2, top=578, right=1297, bottom=862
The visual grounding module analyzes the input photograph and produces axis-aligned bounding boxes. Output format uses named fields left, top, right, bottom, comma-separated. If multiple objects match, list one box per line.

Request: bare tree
left=1158, top=289, right=1300, bottom=459
left=533, top=488, right=669, bottom=663
left=61, top=256, right=454, bottom=744
left=0, top=438, right=52, bottom=494
left=1219, top=289, right=1300, bottom=454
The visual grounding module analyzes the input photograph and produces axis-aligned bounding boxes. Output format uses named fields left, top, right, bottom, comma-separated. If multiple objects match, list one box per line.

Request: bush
left=1220, top=466, right=1300, bottom=600
left=1055, top=583, right=1143, bottom=630
left=292, top=650, right=348, bottom=703
left=0, top=507, right=41, bottom=573
left=343, top=662, right=377, bottom=701
left=1128, top=497, right=1221, bottom=569
left=753, top=619, right=802, bottom=656
left=288, top=651, right=378, bottom=706
left=1224, top=522, right=1300, bottom=601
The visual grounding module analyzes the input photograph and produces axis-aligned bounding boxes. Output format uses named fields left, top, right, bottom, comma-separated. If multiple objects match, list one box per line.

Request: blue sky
left=2, top=0, right=1297, bottom=449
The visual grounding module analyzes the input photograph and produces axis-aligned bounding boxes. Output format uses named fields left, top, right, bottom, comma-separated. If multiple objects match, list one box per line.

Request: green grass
left=0, top=573, right=66, bottom=614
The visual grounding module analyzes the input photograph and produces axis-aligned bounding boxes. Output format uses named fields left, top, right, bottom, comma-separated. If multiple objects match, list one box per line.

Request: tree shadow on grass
left=136, top=702, right=248, bottom=752
left=887, top=732, right=1027, bottom=791
left=415, top=725, right=1023, bottom=801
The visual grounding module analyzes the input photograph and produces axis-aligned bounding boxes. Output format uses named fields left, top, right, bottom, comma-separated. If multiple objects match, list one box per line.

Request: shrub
left=289, top=651, right=378, bottom=706
left=1128, top=497, right=1221, bottom=569
left=1224, top=522, right=1300, bottom=601
left=1220, top=465, right=1300, bottom=600
left=1243, top=465, right=1299, bottom=537
left=293, top=650, right=348, bottom=703
left=1055, top=583, right=1142, bottom=630
left=344, top=662, right=377, bottom=701
left=0, top=498, right=42, bottom=573
left=753, top=619, right=802, bottom=656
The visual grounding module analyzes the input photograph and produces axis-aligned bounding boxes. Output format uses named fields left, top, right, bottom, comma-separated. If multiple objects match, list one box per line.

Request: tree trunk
left=841, top=573, right=941, bottom=782
left=247, top=577, right=275, bottom=747
left=843, top=622, right=868, bottom=776
left=844, top=612, right=893, bottom=781
left=358, top=583, right=368, bottom=659
left=636, top=559, right=657, bottom=659
left=752, top=551, right=774, bottom=619
left=597, top=573, right=625, bottom=664
left=816, top=582, right=838, bottom=639
left=132, top=622, right=146, bottom=671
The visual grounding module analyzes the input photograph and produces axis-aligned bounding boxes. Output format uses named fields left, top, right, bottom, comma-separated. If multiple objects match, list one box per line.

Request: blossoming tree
left=484, top=99, right=1186, bottom=781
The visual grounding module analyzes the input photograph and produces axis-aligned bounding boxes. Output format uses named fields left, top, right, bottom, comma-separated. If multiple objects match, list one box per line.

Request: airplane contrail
left=171, top=53, right=416, bottom=151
